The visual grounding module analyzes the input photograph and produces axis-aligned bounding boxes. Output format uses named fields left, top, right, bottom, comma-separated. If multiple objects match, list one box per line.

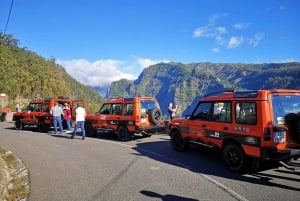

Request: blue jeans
left=53, top=116, right=63, bottom=134
left=72, top=121, right=85, bottom=139
left=65, top=120, right=72, bottom=131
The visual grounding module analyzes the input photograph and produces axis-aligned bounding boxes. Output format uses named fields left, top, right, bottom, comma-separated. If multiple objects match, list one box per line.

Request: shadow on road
left=132, top=139, right=300, bottom=192
left=140, top=190, right=199, bottom=201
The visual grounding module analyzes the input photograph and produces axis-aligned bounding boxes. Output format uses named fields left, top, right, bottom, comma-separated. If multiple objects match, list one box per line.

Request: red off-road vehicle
left=13, top=97, right=87, bottom=132
left=85, top=97, right=165, bottom=141
left=168, top=89, right=300, bottom=172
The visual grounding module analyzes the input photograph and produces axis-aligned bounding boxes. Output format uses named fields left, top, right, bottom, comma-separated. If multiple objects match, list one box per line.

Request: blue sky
left=1, top=0, right=299, bottom=87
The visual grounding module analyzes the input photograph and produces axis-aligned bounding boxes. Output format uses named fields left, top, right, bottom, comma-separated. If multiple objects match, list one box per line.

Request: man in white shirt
left=71, top=103, right=87, bottom=140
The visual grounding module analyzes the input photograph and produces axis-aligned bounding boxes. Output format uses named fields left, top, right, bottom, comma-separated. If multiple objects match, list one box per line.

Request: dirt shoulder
left=0, top=146, right=30, bottom=201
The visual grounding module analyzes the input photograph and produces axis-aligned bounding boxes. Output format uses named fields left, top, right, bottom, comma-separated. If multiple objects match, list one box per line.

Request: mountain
left=89, top=86, right=110, bottom=98
left=2, top=32, right=299, bottom=117
left=108, top=62, right=300, bottom=117
left=0, top=33, right=105, bottom=113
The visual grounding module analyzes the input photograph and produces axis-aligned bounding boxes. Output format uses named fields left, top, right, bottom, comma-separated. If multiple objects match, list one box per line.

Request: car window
left=212, top=102, right=231, bottom=123
left=99, top=104, right=111, bottom=114
left=27, top=103, right=42, bottom=112
left=43, top=103, right=50, bottom=112
left=272, top=94, right=300, bottom=125
left=191, top=102, right=211, bottom=120
left=236, top=102, right=257, bottom=125
left=112, top=104, right=122, bottom=115
left=141, top=100, right=156, bottom=113
left=124, top=103, right=133, bottom=115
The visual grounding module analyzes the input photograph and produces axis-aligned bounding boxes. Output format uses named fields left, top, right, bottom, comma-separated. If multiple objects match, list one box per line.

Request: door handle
left=223, top=127, right=228, bottom=130
left=202, top=125, right=206, bottom=128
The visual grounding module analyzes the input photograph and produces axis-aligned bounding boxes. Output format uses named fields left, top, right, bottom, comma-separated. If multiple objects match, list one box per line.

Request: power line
left=3, top=0, right=14, bottom=34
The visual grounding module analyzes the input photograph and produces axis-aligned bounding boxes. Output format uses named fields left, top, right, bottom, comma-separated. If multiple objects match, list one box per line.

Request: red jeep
left=168, top=89, right=300, bottom=172
left=13, top=97, right=87, bottom=132
left=85, top=97, right=165, bottom=140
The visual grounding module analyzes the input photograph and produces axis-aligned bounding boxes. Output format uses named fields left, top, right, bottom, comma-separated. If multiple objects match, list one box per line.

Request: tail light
left=273, top=126, right=288, bottom=143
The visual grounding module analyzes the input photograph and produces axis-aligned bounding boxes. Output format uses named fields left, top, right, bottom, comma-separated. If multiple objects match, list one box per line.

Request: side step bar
left=189, top=140, right=214, bottom=148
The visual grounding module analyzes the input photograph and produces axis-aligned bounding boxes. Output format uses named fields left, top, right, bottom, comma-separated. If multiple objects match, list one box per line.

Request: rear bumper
left=135, top=126, right=166, bottom=134
left=262, top=147, right=300, bottom=161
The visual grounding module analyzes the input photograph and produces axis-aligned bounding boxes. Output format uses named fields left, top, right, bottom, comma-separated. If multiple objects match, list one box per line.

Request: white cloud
left=278, top=59, right=296, bottom=63
left=227, top=36, right=244, bottom=48
left=233, top=22, right=249, bottom=30
left=193, top=26, right=226, bottom=39
left=212, top=47, right=220, bottom=53
left=56, top=58, right=166, bottom=87
left=137, top=58, right=169, bottom=71
left=248, top=32, right=264, bottom=47
left=193, top=27, right=208, bottom=38
left=193, top=14, right=264, bottom=52
left=193, top=14, right=227, bottom=39
left=57, top=59, right=135, bottom=87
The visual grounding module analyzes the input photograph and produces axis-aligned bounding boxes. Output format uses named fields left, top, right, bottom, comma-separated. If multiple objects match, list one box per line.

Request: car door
left=185, top=102, right=212, bottom=139
left=204, top=101, right=232, bottom=146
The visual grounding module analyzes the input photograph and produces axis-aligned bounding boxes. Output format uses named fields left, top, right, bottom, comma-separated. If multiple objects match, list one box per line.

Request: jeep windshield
left=272, top=94, right=300, bottom=125
left=27, top=103, right=43, bottom=112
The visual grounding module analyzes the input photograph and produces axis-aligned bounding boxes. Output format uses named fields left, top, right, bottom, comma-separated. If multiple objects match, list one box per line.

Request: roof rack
left=234, top=90, right=258, bottom=98
left=124, top=97, right=134, bottom=101
left=204, top=89, right=234, bottom=97
left=57, top=96, right=70, bottom=99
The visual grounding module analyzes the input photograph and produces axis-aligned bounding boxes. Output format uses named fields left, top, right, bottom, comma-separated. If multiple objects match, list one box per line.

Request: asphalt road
left=0, top=122, right=299, bottom=201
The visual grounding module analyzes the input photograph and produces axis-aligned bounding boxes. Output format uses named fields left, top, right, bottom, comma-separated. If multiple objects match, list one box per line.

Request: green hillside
left=0, top=33, right=105, bottom=113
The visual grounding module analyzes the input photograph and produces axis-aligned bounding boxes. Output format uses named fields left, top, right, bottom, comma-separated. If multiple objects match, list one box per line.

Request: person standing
left=168, top=102, right=178, bottom=119
left=63, top=103, right=72, bottom=133
left=1, top=106, right=10, bottom=122
left=50, top=102, right=64, bottom=135
left=71, top=103, right=86, bottom=140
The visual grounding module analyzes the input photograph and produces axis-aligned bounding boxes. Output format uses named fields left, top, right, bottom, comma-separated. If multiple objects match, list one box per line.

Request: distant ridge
left=108, top=62, right=300, bottom=116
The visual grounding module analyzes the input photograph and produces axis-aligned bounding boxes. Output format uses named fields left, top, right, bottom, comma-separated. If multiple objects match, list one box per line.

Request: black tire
left=142, top=132, right=152, bottom=138
left=38, top=122, right=48, bottom=133
left=15, top=120, right=22, bottom=130
left=85, top=122, right=97, bottom=137
left=117, top=125, right=130, bottom=141
left=289, top=114, right=300, bottom=143
left=150, top=108, right=162, bottom=125
left=170, top=129, right=189, bottom=151
left=222, top=143, right=247, bottom=172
